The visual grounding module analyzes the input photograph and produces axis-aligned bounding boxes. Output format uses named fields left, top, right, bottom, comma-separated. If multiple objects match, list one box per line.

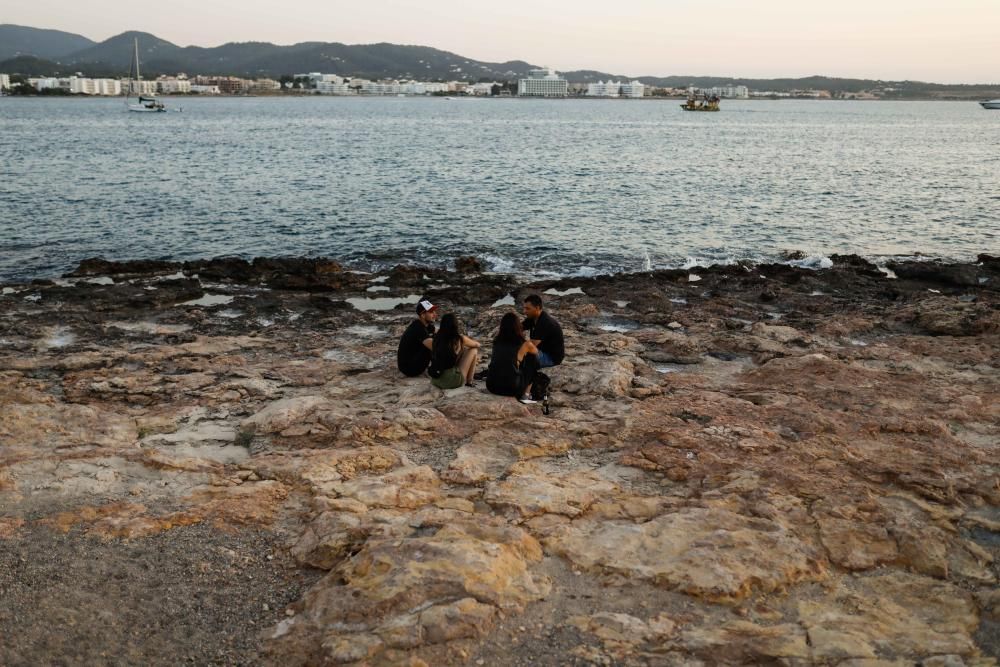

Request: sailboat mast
left=134, top=38, right=141, bottom=90
left=125, top=39, right=134, bottom=105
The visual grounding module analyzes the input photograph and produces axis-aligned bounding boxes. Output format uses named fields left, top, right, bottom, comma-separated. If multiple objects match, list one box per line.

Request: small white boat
left=980, top=99, right=1000, bottom=110
left=124, top=37, right=169, bottom=113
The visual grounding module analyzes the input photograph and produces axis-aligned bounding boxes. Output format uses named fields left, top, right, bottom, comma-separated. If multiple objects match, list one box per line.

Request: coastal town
left=1, top=66, right=861, bottom=99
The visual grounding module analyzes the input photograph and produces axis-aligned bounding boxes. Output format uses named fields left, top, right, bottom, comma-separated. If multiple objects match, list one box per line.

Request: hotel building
left=157, top=77, right=192, bottom=94
left=518, top=68, right=568, bottom=97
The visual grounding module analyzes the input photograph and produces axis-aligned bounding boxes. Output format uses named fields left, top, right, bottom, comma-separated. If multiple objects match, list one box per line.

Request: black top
left=397, top=319, right=434, bottom=377
left=486, top=340, right=523, bottom=396
left=428, top=337, right=459, bottom=378
left=523, top=311, right=564, bottom=365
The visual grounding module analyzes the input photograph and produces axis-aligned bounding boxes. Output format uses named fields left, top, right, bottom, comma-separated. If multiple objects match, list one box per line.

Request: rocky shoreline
left=1, top=254, right=998, bottom=665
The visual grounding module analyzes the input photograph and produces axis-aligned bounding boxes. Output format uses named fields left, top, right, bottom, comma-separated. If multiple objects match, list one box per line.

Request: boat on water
left=681, top=94, right=720, bottom=112
left=980, top=99, right=1000, bottom=110
left=124, top=37, right=169, bottom=113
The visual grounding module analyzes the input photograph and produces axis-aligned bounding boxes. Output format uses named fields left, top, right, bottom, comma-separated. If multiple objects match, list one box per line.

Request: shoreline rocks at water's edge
left=1, top=253, right=998, bottom=665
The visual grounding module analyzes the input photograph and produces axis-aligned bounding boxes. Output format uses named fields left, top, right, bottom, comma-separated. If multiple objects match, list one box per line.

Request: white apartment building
left=315, top=80, right=354, bottom=94
left=587, top=80, right=620, bottom=97
left=59, top=77, right=96, bottom=94
left=469, top=82, right=497, bottom=96
left=96, top=79, right=122, bottom=96
left=157, top=78, right=192, bottom=94
left=0, top=74, right=10, bottom=91
left=620, top=81, right=645, bottom=98
left=399, top=82, right=426, bottom=95
left=250, top=78, right=282, bottom=92
left=29, top=77, right=58, bottom=91
left=296, top=72, right=345, bottom=88
left=518, top=68, right=568, bottom=97
left=587, top=80, right=645, bottom=98
left=691, top=85, right=749, bottom=99
left=356, top=80, right=404, bottom=95
left=190, top=84, right=221, bottom=94
left=124, top=80, right=159, bottom=95
left=27, top=76, right=122, bottom=95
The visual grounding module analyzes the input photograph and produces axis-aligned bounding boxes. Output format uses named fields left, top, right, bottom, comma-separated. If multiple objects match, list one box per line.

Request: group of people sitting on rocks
left=396, top=294, right=564, bottom=404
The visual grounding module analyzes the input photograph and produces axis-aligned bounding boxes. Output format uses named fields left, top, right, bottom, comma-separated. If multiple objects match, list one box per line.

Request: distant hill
left=0, top=55, right=64, bottom=76
left=53, top=30, right=540, bottom=81
left=2, top=25, right=997, bottom=98
left=0, top=24, right=95, bottom=60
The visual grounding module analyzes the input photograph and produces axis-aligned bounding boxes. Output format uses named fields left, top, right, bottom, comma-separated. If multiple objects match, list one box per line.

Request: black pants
left=486, top=354, right=539, bottom=397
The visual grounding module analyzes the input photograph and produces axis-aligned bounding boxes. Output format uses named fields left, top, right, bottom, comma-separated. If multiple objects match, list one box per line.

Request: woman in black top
left=428, top=313, right=481, bottom=389
left=486, top=312, right=539, bottom=402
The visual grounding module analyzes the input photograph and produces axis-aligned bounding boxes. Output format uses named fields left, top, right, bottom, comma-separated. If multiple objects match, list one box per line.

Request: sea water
left=1, top=96, right=997, bottom=281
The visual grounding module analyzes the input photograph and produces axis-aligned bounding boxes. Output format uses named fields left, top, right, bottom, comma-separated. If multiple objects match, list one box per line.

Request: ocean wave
left=785, top=255, right=834, bottom=270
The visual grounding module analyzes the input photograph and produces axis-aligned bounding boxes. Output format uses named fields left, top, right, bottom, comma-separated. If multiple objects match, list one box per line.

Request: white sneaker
left=518, top=396, right=538, bottom=404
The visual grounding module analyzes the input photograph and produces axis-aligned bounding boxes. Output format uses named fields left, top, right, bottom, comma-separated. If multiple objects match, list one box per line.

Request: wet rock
left=252, top=257, right=360, bottom=292
left=454, top=256, right=484, bottom=274
left=187, top=257, right=257, bottom=283
left=42, top=280, right=204, bottom=310
left=888, top=260, right=981, bottom=287
left=830, top=254, right=882, bottom=273
left=68, top=257, right=181, bottom=277
left=978, top=253, right=1000, bottom=272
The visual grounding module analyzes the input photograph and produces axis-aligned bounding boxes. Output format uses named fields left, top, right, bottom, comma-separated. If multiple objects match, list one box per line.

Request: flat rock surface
left=1, top=255, right=998, bottom=665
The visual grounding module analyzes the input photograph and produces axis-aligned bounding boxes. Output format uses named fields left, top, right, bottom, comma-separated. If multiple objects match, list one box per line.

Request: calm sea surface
left=1, top=96, right=998, bottom=280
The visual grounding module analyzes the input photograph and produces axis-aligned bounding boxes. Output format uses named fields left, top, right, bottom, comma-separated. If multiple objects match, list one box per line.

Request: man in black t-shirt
left=397, top=299, right=438, bottom=377
left=522, top=294, right=564, bottom=368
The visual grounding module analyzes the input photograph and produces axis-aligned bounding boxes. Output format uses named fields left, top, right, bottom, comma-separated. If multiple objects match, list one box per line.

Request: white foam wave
left=786, top=255, right=833, bottom=270
left=482, top=254, right=516, bottom=273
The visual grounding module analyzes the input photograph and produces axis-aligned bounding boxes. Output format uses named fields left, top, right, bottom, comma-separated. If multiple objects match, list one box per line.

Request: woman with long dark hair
left=428, top=313, right=481, bottom=390
left=486, top=312, right=539, bottom=402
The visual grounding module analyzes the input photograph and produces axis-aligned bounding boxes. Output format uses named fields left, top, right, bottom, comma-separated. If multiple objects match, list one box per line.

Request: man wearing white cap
left=397, top=298, right=438, bottom=377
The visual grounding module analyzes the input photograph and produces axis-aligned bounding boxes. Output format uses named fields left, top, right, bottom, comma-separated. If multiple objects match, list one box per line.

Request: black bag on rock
left=531, top=372, right=551, bottom=402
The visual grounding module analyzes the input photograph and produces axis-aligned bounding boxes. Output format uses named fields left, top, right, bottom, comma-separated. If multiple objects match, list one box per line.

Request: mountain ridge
left=0, top=24, right=96, bottom=61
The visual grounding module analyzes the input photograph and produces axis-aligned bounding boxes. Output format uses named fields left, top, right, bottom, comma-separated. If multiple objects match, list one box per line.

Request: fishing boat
left=681, top=94, right=720, bottom=112
left=125, top=37, right=167, bottom=113
left=980, top=99, right=1000, bottom=110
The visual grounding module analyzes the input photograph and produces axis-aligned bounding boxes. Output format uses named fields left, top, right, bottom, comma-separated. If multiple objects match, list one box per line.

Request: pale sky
left=5, top=0, right=999, bottom=83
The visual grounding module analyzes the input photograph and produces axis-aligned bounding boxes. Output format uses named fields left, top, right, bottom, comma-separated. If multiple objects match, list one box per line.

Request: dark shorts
left=537, top=350, right=556, bottom=368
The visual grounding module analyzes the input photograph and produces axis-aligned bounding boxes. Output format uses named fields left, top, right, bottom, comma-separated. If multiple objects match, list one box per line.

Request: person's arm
left=422, top=337, right=433, bottom=350
left=460, top=334, right=481, bottom=349
left=517, top=341, right=538, bottom=362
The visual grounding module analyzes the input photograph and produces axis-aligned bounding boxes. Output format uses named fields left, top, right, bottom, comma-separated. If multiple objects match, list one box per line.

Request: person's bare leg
left=459, top=348, right=478, bottom=384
